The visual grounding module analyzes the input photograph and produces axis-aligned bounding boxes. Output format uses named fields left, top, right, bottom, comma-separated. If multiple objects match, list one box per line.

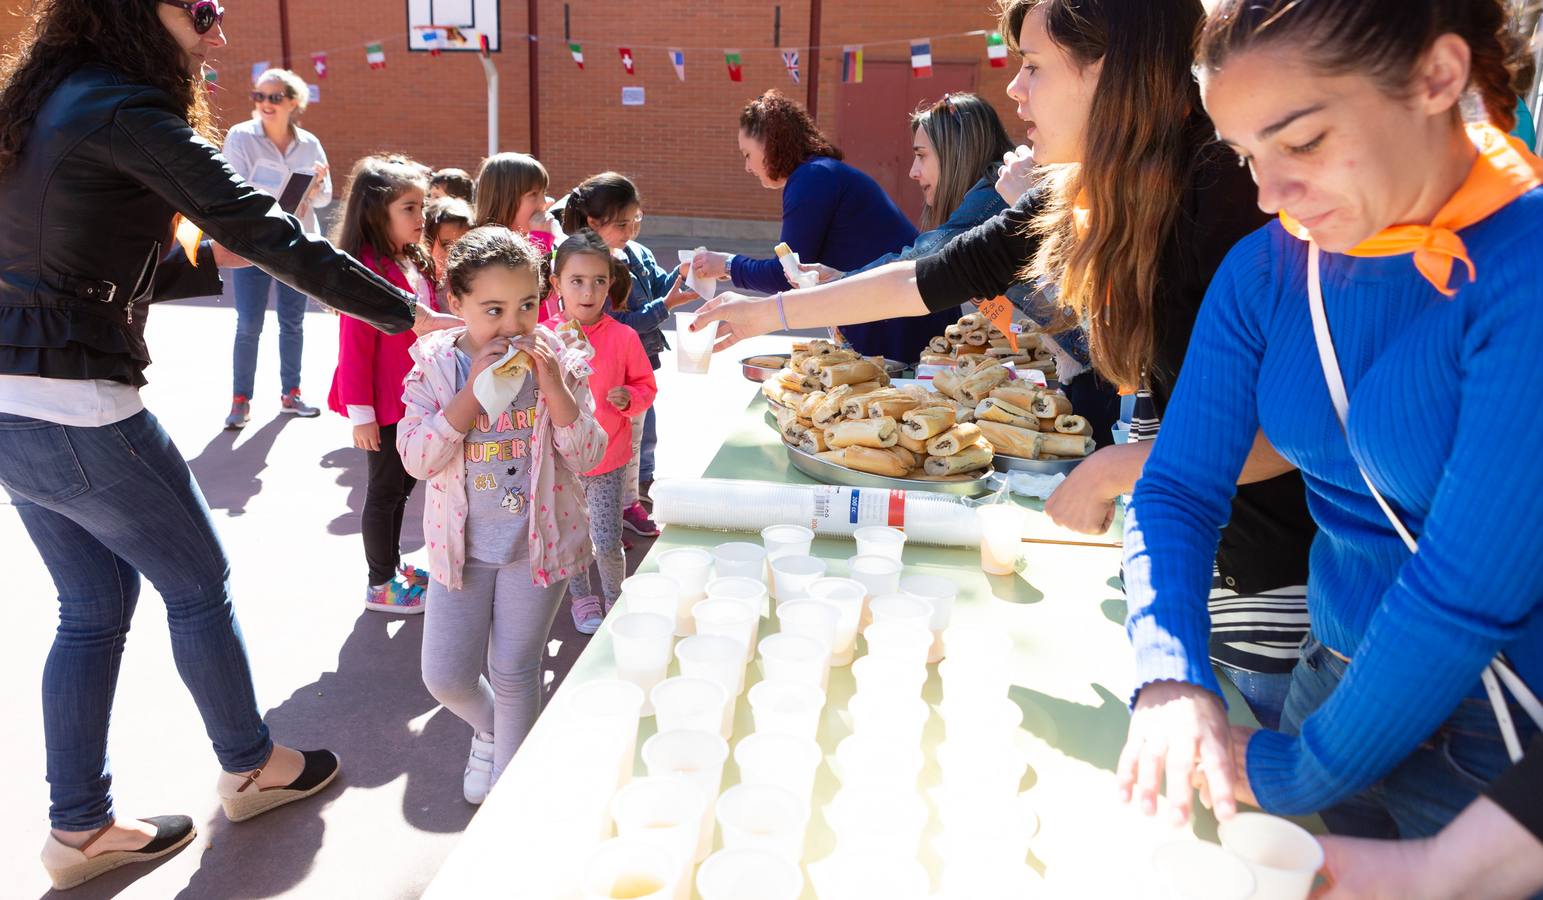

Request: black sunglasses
left=159, top=0, right=224, bottom=35
left=251, top=90, right=288, bottom=104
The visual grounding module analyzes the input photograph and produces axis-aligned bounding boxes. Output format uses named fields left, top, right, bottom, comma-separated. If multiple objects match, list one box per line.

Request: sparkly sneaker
left=365, top=578, right=425, bottom=615
left=279, top=388, right=321, bottom=418
left=224, top=395, right=251, bottom=431
left=622, top=502, right=661, bottom=537
left=463, top=732, right=495, bottom=805
left=570, top=594, right=604, bottom=634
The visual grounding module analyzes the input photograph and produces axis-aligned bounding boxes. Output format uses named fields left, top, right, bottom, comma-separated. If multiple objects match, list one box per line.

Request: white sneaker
left=463, top=732, right=494, bottom=805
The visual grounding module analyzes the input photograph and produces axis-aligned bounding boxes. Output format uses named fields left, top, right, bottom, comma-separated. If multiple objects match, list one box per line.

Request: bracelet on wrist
left=776, top=291, right=790, bottom=331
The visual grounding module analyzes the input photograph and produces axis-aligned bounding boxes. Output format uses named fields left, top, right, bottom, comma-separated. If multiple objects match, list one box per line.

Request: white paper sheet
left=678, top=248, right=719, bottom=302
left=1007, top=470, right=1067, bottom=500
left=472, top=345, right=528, bottom=419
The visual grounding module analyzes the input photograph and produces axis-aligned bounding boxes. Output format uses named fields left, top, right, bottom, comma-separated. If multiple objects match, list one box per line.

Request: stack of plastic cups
left=656, top=547, right=713, bottom=636
left=565, top=679, right=646, bottom=798
left=900, top=574, right=957, bottom=664
left=610, top=612, right=675, bottom=715
left=696, top=847, right=804, bottom=900
left=845, top=554, right=903, bottom=635
left=641, top=729, right=730, bottom=865
left=580, top=836, right=681, bottom=900
left=651, top=676, right=732, bottom=740
left=611, top=775, right=713, bottom=898
left=804, top=577, right=867, bottom=667
left=620, top=572, right=683, bottom=624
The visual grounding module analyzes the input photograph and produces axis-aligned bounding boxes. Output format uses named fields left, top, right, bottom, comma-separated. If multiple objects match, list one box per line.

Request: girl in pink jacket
left=544, top=230, right=658, bottom=634
left=397, top=226, right=605, bottom=803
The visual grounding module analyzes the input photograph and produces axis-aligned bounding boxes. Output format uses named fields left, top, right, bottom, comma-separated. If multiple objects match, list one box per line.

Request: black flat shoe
left=217, top=749, right=342, bottom=822
left=41, top=815, right=196, bottom=890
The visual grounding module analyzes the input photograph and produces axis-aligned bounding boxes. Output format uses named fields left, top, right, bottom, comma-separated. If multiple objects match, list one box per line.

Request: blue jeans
left=639, top=406, right=657, bottom=483
left=1219, top=664, right=1292, bottom=732
left=0, top=409, right=272, bottom=830
left=232, top=266, right=308, bottom=398
left=1281, top=635, right=1534, bottom=839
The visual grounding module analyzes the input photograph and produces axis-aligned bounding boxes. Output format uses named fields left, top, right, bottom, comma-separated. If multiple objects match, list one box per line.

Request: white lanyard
left=1307, top=242, right=1542, bottom=763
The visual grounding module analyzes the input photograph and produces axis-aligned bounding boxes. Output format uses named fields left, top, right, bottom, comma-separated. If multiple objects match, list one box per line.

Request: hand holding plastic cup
left=977, top=503, right=1028, bottom=575
left=747, top=679, right=825, bottom=740
left=853, top=525, right=907, bottom=561
left=651, top=676, right=731, bottom=738
left=696, top=847, right=803, bottom=900
left=805, top=576, right=866, bottom=666
left=610, top=612, right=675, bottom=714
left=758, top=632, right=830, bottom=689
left=676, top=633, right=748, bottom=698
left=692, top=597, right=760, bottom=662
left=715, top=783, right=810, bottom=863
left=656, top=547, right=714, bottom=635
left=769, top=555, right=827, bottom=604
left=672, top=311, right=717, bottom=375
left=711, top=541, right=769, bottom=583
left=761, top=523, right=814, bottom=561
left=734, top=732, right=822, bottom=802
left=1216, top=813, right=1324, bottom=900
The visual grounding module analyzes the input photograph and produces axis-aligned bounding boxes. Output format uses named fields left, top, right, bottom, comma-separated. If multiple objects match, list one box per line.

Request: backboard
left=406, top=0, right=501, bottom=52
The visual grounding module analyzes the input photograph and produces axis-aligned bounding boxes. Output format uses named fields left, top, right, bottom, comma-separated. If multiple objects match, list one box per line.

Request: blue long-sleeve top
left=1122, top=193, right=1543, bottom=816
left=729, top=155, right=948, bottom=363
left=607, top=240, right=678, bottom=366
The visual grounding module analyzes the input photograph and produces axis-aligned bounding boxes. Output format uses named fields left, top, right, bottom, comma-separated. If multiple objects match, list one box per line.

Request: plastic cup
left=611, top=612, right=675, bottom=715
left=747, top=679, right=825, bottom=740
left=734, top=732, right=822, bottom=802
left=940, top=695, right=1024, bottom=746
left=565, top=679, right=646, bottom=791
left=977, top=504, right=1027, bottom=575
left=651, top=676, right=731, bottom=739
left=533, top=726, right=636, bottom=840
left=900, top=573, right=957, bottom=663
left=705, top=575, right=771, bottom=621
left=697, top=847, right=804, bottom=900
left=641, top=729, right=731, bottom=863
left=712, top=542, right=769, bottom=583
left=1217, top=813, right=1324, bottom=900
left=769, top=554, right=827, bottom=604
left=612, top=776, right=712, bottom=880
left=936, top=790, right=1039, bottom=870
left=676, top=633, right=748, bottom=698
left=868, top=593, right=934, bottom=629
left=944, top=624, right=1014, bottom=669
left=846, top=693, right=929, bottom=746
left=849, top=654, right=927, bottom=702
left=777, top=599, right=838, bottom=660
left=833, top=734, right=925, bottom=791
left=693, top=597, right=760, bottom=663
left=936, top=739, right=1029, bottom=799
left=845, top=554, right=902, bottom=633
left=621, top=572, right=682, bottom=623
left=580, top=836, right=679, bottom=900
left=814, top=851, right=930, bottom=900
left=825, top=787, right=930, bottom=857
left=761, top=523, right=814, bottom=561
left=672, top=311, right=717, bottom=375
left=939, top=658, right=1010, bottom=709
left=715, top=783, right=810, bottom=863
left=805, top=577, right=866, bottom=666
left=852, top=525, right=907, bottom=562
left=656, top=547, right=714, bottom=635
left=862, top=620, right=932, bottom=668
left=1150, top=840, right=1256, bottom=900
left=758, top=632, right=830, bottom=690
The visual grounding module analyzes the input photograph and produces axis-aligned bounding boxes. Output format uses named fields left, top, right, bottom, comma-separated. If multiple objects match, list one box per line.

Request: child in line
left=544, top=230, right=657, bottom=633
left=560, top=173, right=693, bottom=538
left=426, top=195, right=475, bottom=289
left=429, top=167, right=475, bottom=203
left=399, top=225, right=605, bottom=803
left=327, top=155, right=439, bottom=614
left=475, top=153, right=565, bottom=318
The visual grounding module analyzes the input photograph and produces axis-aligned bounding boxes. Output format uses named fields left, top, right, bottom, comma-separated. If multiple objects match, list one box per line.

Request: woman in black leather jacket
left=0, top=2, right=448, bottom=888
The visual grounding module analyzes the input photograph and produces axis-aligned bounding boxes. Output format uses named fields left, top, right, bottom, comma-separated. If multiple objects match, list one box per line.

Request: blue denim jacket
left=847, top=174, right=1007, bottom=276
left=607, top=240, right=677, bottom=367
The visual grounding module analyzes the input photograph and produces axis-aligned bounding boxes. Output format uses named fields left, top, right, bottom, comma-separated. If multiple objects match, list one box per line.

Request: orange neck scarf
left=1280, top=123, right=1543, bottom=296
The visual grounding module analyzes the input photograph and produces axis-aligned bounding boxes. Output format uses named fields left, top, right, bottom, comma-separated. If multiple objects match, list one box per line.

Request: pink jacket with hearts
left=397, top=326, right=607, bottom=590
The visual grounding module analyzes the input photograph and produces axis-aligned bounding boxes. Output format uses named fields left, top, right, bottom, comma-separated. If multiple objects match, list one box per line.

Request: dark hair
left=608, top=252, right=634, bottom=312
left=0, top=0, right=220, bottom=176
left=475, top=152, right=550, bottom=228
left=333, top=154, right=435, bottom=282
left=1007, top=0, right=1211, bottom=392
left=739, top=90, right=843, bottom=181
left=1199, top=0, right=1519, bottom=132
left=560, top=171, right=642, bottom=235
left=426, top=196, right=475, bottom=248
left=431, top=167, right=476, bottom=202
left=444, top=225, right=543, bottom=299
left=552, top=228, right=615, bottom=281
left=910, top=93, right=1016, bottom=229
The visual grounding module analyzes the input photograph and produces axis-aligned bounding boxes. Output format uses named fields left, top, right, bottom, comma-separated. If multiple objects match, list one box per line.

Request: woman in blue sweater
left=1120, top=0, right=1543, bottom=839
left=691, top=90, right=958, bottom=363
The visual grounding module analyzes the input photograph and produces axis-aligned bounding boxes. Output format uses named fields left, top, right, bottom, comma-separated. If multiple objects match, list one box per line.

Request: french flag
left=911, top=40, right=932, bottom=78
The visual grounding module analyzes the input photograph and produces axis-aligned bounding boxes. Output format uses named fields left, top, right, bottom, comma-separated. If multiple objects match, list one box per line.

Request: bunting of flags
left=725, top=50, right=743, bottom=82
left=842, top=46, right=863, bottom=84
left=311, top=51, right=328, bottom=79
left=910, top=40, right=933, bottom=78
left=986, top=31, right=1008, bottom=67
left=365, top=41, right=386, bottom=69
left=618, top=47, right=636, bottom=75
left=781, top=50, right=800, bottom=84
left=568, top=42, right=585, bottom=69
left=422, top=27, right=443, bottom=56
left=669, top=48, right=686, bottom=81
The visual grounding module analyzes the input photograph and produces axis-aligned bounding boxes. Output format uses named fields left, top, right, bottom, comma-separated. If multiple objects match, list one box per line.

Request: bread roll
left=943, top=324, right=965, bottom=343
left=920, top=353, right=957, bottom=367
left=957, top=312, right=988, bottom=332
left=1031, top=393, right=1073, bottom=418
left=900, top=406, right=957, bottom=440
left=1054, top=414, right=1093, bottom=437
left=926, top=423, right=983, bottom=457
left=796, top=430, right=829, bottom=455
left=924, top=441, right=993, bottom=475
left=927, top=336, right=952, bottom=355
left=1038, top=431, right=1094, bottom=458
left=989, top=384, right=1042, bottom=410
left=825, top=417, right=899, bottom=449
left=494, top=349, right=532, bottom=378
left=975, top=420, right=1041, bottom=458
left=842, top=445, right=911, bottom=477
left=963, top=330, right=990, bottom=347
left=960, top=361, right=1012, bottom=404
left=797, top=389, right=830, bottom=419
left=811, top=389, right=852, bottom=427
left=975, top=397, right=1039, bottom=430
left=821, top=359, right=884, bottom=389
left=932, top=368, right=965, bottom=400
left=896, top=432, right=928, bottom=454
left=868, top=396, right=920, bottom=420
left=843, top=388, right=899, bottom=420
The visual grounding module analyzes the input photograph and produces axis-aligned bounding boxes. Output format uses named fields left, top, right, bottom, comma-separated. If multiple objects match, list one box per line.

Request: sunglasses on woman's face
left=159, top=0, right=224, bottom=35
left=251, top=91, right=288, bottom=104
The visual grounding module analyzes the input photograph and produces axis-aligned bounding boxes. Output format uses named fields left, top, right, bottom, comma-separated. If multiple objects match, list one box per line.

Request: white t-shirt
left=0, top=374, right=143, bottom=427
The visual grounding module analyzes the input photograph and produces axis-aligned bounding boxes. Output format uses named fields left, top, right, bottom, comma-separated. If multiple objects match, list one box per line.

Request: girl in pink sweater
left=398, top=226, right=605, bottom=802
left=543, top=230, right=657, bottom=634
left=327, top=155, right=441, bottom=614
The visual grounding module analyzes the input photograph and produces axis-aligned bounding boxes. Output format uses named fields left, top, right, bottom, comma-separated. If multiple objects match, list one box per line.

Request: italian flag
left=986, top=31, right=1007, bottom=68
left=365, top=41, right=385, bottom=70
left=568, top=42, right=585, bottom=69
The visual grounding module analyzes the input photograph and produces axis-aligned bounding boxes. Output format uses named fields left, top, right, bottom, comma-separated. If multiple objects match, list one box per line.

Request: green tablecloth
left=427, top=394, right=1282, bottom=899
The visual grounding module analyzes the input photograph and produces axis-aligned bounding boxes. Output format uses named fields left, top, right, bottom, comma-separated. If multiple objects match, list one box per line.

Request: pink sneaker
left=570, top=595, right=603, bottom=634
left=622, top=502, right=660, bottom=537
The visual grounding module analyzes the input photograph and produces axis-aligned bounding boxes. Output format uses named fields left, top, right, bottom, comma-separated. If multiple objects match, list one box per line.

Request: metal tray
left=784, top=443, right=1000, bottom=497
left=741, top=354, right=792, bottom=383
left=992, top=452, right=1085, bottom=476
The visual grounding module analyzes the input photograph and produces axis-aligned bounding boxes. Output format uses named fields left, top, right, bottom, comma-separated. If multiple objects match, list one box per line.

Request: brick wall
left=1, top=1, right=1023, bottom=225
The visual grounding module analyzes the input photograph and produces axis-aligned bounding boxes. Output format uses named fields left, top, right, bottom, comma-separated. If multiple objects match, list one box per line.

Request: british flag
left=782, top=50, right=800, bottom=84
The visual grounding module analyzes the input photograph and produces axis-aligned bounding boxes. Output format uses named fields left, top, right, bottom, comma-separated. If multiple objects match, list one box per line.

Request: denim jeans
left=0, top=409, right=272, bottom=830
left=1281, top=635, right=1536, bottom=839
left=639, top=406, right=657, bottom=483
left=1218, top=664, right=1292, bottom=732
left=232, top=266, right=308, bottom=398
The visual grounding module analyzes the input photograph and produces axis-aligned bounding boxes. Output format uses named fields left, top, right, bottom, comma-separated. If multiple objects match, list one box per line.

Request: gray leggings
left=421, top=557, right=566, bottom=778
left=570, top=467, right=626, bottom=605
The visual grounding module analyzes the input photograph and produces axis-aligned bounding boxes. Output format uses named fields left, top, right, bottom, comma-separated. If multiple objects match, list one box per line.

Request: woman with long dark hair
left=0, top=0, right=440, bottom=888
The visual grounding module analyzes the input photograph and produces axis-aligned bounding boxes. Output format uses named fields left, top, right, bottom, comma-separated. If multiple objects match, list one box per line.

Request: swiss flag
left=618, top=47, right=636, bottom=75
